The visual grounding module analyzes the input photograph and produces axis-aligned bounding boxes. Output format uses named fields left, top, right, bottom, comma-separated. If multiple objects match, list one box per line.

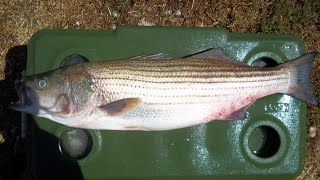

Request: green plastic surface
left=28, top=27, right=308, bottom=180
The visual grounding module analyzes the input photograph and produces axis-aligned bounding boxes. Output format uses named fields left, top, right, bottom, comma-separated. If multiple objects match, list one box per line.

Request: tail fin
left=281, top=51, right=318, bottom=105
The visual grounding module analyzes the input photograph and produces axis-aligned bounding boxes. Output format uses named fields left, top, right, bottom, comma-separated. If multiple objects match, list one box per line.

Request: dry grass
left=0, top=0, right=319, bottom=179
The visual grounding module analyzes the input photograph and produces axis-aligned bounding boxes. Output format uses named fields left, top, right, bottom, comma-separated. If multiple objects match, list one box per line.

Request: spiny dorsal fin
left=99, top=98, right=141, bottom=116
left=60, top=55, right=89, bottom=67
left=129, top=53, right=172, bottom=60
left=185, top=48, right=247, bottom=66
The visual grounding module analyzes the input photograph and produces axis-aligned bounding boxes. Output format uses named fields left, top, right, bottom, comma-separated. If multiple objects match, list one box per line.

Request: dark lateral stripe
left=91, top=61, right=248, bottom=72
left=107, top=83, right=284, bottom=93
left=91, top=66, right=282, bottom=77
left=96, top=71, right=283, bottom=79
left=99, top=59, right=215, bottom=65
left=105, top=61, right=252, bottom=69
left=100, top=58, right=246, bottom=67
left=91, top=66, right=252, bottom=75
left=95, top=77, right=287, bottom=86
left=93, top=71, right=283, bottom=79
left=93, top=74, right=286, bottom=83
left=105, top=79, right=287, bottom=90
left=108, top=62, right=242, bottom=68
left=104, top=83, right=282, bottom=100
left=108, top=66, right=269, bottom=72
left=107, top=92, right=246, bottom=99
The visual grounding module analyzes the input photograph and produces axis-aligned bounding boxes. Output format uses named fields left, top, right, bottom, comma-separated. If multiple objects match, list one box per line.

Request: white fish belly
left=85, top=103, right=226, bottom=131
left=111, top=103, right=220, bottom=131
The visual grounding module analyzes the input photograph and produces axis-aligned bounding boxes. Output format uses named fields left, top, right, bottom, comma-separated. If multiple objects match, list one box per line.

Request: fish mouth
left=9, top=80, right=34, bottom=111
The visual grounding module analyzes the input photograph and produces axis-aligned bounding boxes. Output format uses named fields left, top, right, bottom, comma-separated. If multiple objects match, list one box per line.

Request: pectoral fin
left=99, top=98, right=141, bottom=116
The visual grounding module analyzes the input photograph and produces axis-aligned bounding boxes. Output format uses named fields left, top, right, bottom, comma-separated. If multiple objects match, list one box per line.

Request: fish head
left=10, top=68, right=73, bottom=118
left=10, top=65, right=97, bottom=125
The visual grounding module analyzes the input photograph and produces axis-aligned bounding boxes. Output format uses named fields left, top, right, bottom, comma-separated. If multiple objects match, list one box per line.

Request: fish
left=9, top=49, right=318, bottom=131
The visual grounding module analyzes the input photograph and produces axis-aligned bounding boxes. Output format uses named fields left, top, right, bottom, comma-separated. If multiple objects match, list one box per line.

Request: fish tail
left=282, top=51, right=318, bottom=105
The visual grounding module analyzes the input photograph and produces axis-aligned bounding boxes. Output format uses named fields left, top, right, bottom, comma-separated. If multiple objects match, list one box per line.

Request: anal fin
left=224, top=103, right=252, bottom=120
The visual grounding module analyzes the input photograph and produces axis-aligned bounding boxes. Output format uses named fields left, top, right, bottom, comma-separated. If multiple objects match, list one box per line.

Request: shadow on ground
left=0, top=45, right=27, bottom=180
left=0, top=46, right=84, bottom=179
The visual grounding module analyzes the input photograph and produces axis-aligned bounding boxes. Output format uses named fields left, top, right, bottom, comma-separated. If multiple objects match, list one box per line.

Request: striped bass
left=10, top=49, right=318, bottom=131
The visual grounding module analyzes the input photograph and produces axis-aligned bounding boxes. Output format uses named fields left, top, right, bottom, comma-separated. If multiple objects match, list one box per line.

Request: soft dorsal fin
left=129, top=53, right=172, bottom=60
left=185, top=48, right=248, bottom=66
left=99, top=98, right=141, bottom=116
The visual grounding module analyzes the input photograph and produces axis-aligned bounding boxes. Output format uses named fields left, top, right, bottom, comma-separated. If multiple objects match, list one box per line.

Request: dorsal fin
left=128, top=53, right=172, bottom=60
left=185, top=48, right=248, bottom=66
left=60, top=55, right=89, bottom=67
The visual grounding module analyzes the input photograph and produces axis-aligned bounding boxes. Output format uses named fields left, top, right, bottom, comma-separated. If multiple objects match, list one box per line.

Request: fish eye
left=38, top=79, right=47, bottom=89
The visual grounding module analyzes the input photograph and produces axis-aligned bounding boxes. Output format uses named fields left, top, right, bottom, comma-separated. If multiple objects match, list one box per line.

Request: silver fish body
left=10, top=49, right=318, bottom=131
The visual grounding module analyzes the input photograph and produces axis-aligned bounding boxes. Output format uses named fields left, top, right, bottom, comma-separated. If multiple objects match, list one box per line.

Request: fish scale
left=71, top=57, right=291, bottom=130
left=88, top=59, right=289, bottom=106
left=9, top=49, right=317, bottom=131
